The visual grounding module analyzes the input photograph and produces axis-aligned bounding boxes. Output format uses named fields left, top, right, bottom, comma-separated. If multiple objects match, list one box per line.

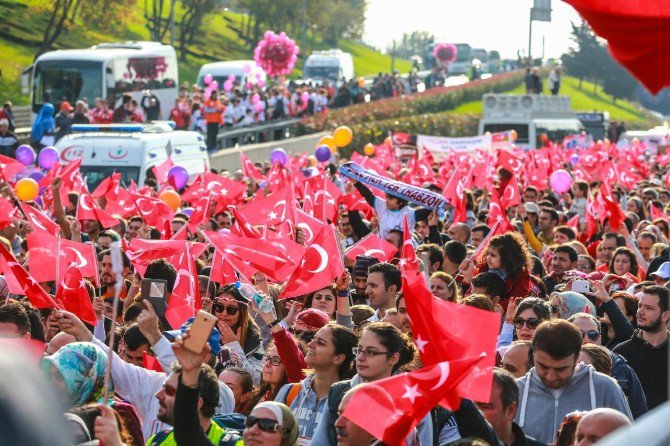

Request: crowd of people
left=0, top=131, right=668, bottom=446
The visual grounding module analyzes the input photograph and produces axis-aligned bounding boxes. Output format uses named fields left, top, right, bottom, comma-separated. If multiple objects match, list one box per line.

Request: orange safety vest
left=204, top=100, right=224, bottom=124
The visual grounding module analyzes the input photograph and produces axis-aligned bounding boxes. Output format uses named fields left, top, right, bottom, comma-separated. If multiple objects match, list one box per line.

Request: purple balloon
left=270, top=148, right=287, bottom=165
left=167, top=165, right=189, bottom=189
left=315, top=145, right=331, bottom=162
left=29, top=170, right=45, bottom=182
left=181, top=207, right=194, bottom=217
left=549, top=169, right=573, bottom=194
left=15, top=145, right=36, bottom=166
left=38, top=146, right=59, bottom=170
left=570, top=154, right=580, bottom=165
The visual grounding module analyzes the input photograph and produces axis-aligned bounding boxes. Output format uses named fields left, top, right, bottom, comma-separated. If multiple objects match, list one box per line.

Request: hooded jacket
left=515, top=364, right=632, bottom=444
left=275, top=374, right=326, bottom=441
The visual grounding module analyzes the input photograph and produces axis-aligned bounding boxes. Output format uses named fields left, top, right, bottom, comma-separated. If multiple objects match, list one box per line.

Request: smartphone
left=573, top=279, right=590, bottom=294
left=141, top=278, right=168, bottom=320
left=184, top=310, right=218, bottom=354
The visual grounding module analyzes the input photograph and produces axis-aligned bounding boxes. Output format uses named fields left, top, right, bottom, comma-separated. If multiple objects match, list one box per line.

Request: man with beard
left=614, top=285, right=669, bottom=409
left=97, top=248, right=132, bottom=300
left=351, top=256, right=378, bottom=306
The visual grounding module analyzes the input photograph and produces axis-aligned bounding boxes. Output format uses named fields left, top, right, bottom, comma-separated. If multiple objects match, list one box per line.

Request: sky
left=363, top=0, right=583, bottom=59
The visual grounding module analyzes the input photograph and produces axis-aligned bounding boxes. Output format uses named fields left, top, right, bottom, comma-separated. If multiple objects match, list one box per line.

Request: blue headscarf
left=555, top=292, right=597, bottom=319
left=31, top=103, right=55, bottom=142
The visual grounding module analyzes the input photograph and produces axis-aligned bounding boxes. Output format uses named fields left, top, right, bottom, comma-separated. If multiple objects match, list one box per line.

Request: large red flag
left=400, top=264, right=498, bottom=403
left=344, top=232, right=398, bottom=262
left=0, top=243, right=60, bottom=309
left=91, top=172, right=121, bottom=200
left=400, top=213, right=418, bottom=269
left=487, top=189, right=514, bottom=232
left=166, top=244, right=201, bottom=329
left=27, top=232, right=99, bottom=285
left=104, top=188, right=138, bottom=219
left=129, top=193, right=175, bottom=227
left=280, top=224, right=344, bottom=299
left=500, top=172, right=521, bottom=208
left=186, top=195, right=212, bottom=232
left=564, top=0, right=670, bottom=94
left=57, top=158, right=84, bottom=202
left=342, top=356, right=485, bottom=445
left=78, top=185, right=119, bottom=228
left=0, top=196, right=17, bottom=229
left=304, top=174, right=342, bottom=222
left=55, top=264, right=96, bottom=326
left=0, top=155, right=25, bottom=181
left=599, top=180, right=626, bottom=231
left=238, top=186, right=293, bottom=226
left=230, top=207, right=262, bottom=238
left=240, top=152, right=265, bottom=181
left=19, top=203, right=61, bottom=236
left=153, top=157, right=175, bottom=185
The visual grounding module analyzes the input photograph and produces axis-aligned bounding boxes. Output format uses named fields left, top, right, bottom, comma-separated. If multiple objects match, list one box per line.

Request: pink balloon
left=257, top=79, right=266, bottom=88
left=251, top=93, right=260, bottom=104
left=300, top=91, right=309, bottom=102
left=243, top=65, right=251, bottom=74
left=223, top=80, right=233, bottom=92
left=203, top=74, right=213, bottom=85
left=549, top=169, right=573, bottom=194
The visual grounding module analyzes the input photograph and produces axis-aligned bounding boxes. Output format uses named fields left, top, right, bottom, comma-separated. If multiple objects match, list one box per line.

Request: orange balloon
left=539, top=133, right=549, bottom=143
left=510, top=129, right=518, bottom=142
left=318, top=135, right=336, bottom=151
left=363, top=143, right=375, bottom=156
left=159, top=190, right=181, bottom=211
left=14, top=178, right=39, bottom=201
left=333, top=126, right=353, bottom=148
left=358, top=77, right=365, bottom=87
left=307, top=155, right=318, bottom=167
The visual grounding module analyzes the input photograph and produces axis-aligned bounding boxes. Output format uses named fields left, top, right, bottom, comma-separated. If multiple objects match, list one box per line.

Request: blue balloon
left=315, top=145, right=332, bottom=162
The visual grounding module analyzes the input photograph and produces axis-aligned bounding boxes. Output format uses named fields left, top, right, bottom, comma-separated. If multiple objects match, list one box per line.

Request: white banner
left=417, top=134, right=491, bottom=160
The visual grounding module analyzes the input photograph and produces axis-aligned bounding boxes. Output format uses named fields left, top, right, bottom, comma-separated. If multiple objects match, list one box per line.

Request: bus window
left=483, top=124, right=530, bottom=144
left=33, top=60, right=103, bottom=113
left=108, top=55, right=178, bottom=96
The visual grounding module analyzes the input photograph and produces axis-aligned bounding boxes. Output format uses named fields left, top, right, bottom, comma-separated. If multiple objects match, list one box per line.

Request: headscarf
left=554, top=292, right=597, bottom=319
left=31, top=103, right=55, bottom=142
left=40, top=342, right=111, bottom=408
left=254, top=401, right=299, bottom=446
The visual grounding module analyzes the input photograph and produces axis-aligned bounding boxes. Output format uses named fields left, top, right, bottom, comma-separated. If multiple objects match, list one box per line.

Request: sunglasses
left=162, top=383, right=176, bottom=397
left=213, top=303, right=240, bottom=315
left=581, top=330, right=600, bottom=341
left=513, top=317, right=542, bottom=329
left=263, top=355, right=282, bottom=366
left=245, top=416, right=283, bottom=433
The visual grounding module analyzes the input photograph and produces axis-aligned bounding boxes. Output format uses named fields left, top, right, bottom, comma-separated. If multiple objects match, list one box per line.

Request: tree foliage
left=391, top=31, right=435, bottom=59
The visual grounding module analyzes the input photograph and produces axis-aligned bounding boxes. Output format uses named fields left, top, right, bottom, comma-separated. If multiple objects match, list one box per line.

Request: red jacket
left=475, top=264, right=532, bottom=310
left=272, top=327, right=307, bottom=383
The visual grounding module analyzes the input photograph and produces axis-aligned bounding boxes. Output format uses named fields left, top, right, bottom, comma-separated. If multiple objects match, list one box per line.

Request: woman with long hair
left=497, top=297, right=551, bottom=351
left=304, top=285, right=337, bottom=319
left=430, top=271, right=460, bottom=302
left=609, top=247, right=640, bottom=278
left=247, top=343, right=289, bottom=413
left=310, top=322, right=422, bottom=445
left=274, top=322, right=357, bottom=442
left=213, top=284, right=264, bottom=383
left=462, top=232, right=532, bottom=309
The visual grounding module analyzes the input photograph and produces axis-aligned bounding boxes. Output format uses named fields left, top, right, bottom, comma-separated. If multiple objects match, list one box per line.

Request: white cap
left=650, top=262, right=670, bottom=280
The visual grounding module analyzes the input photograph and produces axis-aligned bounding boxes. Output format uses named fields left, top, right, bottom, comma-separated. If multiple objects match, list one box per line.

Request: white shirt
left=374, top=197, right=416, bottom=240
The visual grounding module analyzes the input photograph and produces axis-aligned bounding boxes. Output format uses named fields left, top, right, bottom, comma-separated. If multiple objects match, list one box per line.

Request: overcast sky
left=363, top=0, right=583, bottom=59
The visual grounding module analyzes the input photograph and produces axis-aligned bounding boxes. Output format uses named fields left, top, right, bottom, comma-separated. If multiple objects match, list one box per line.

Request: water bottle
left=234, top=281, right=274, bottom=313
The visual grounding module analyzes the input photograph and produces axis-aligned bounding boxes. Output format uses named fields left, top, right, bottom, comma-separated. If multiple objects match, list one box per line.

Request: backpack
left=284, top=382, right=302, bottom=407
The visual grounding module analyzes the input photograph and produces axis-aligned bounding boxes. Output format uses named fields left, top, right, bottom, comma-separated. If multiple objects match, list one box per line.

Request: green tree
left=144, top=0, right=174, bottom=42
left=177, top=0, right=220, bottom=61
left=392, top=31, right=435, bottom=60
left=561, top=21, right=604, bottom=90
left=601, top=58, right=638, bottom=103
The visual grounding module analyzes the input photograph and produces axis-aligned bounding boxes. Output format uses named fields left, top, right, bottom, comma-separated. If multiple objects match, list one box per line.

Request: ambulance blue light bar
left=71, top=124, right=144, bottom=133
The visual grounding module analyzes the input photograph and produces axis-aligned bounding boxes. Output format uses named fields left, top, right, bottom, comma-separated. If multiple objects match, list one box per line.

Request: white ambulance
left=478, top=94, right=584, bottom=149
left=54, top=122, right=209, bottom=190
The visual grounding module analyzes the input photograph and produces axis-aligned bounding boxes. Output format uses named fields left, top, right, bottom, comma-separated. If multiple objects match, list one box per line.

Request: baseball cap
left=0, top=118, right=8, bottom=127
left=650, top=262, right=670, bottom=280
left=60, top=101, right=74, bottom=111
left=164, top=316, right=221, bottom=356
left=524, top=202, right=540, bottom=214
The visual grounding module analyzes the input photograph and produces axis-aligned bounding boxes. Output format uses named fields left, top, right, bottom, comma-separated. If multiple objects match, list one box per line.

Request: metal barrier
left=215, top=118, right=301, bottom=149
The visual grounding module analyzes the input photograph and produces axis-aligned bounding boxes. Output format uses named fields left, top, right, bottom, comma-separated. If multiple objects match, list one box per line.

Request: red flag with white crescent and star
left=26, top=232, right=99, bottom=285
left=19, top=203, right=60, bottom=236
left=345, top=232, right=398, bottom=262
left=0, top=243, right=61, bottom=309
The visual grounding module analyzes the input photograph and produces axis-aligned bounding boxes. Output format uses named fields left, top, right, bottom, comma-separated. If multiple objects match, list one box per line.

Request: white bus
left=23, top=41, right=178, bottom=122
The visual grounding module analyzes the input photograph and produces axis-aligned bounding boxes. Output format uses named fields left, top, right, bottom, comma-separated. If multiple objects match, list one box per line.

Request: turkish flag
left=0, top=197, right=17, bottom=229
left=92, top=172, right=121, bottom=200
left=265, top=161, right=290, bottom=192
left=339, top=191, right=374, bottom=220
left=305, top=174, right=342, bottom=222
left=342, top=356, right=485, bottom=445
left=126, top=239, right=187, bottom=275
left=207, top=231, right=300, bottom=283
left=400, top=264, right=498, bottom=403
left=57, top=158, right=84, bottom=202
left=27, top=232, right=99, bottom=285
left=186, top=195, right=212, bottom=232
left=104, top=188, right=137, bottom=219
left=400, top=213, right=418, bottom=269
left=166, top=244, right=201, bottom=329
left=500, top=172, right=521, bottom=208
left=497, top=150, right=524, bottom=175
left=181, top=175, right=205, bottom=203
left=442, top=174, right=466, bottom=223
left=238, top=186, right=294, bottom=226
left=230, top=207, right=262, bottom=238
left=0, top=155, right=25, bottom=181
left=129, top=192, right=175, bottom=227
left=143, top=351, right=164, bottom=372
left=599, top=180, right=626, bottom=231
left=650, top=203, right=667, bottom=221
left=344, top=232, right=398, bottom=262
left=0, top=243, right=60, bottom=309
left=240, top=152, right=265, bottom=181
left=281, top=224, right=344, bottom=299
left=55, top=264, right=96, bottom=326
left=567, top=214, right=580, bottom=229
left=210, top=250, right=241, bottom=285
left=564, top=0, right=670, bottom=94
left=78, top=185, right=119, bottom=228
left=203, top=173, right=246, bottom=202
left=153, top=157, right=174, bottom=185
left=19, top=203, right=61, bottom=236
left=471, top=220, right=504, bottom=264
left=487, top=189, right=514, bottom=232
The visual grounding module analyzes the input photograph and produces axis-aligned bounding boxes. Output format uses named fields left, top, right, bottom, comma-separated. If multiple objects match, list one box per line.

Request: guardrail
left=214, top=117, right=301, bottom=149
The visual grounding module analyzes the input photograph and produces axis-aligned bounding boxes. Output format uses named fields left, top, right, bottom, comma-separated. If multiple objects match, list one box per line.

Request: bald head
left=574, top=408, right=631, bottom=446
left=45, top=332, right=76, bottom=355
left=447, top=223, right=471, bottom=244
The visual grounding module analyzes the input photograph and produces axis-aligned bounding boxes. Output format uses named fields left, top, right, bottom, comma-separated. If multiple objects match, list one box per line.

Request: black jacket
left=613, top=330, right=669, bottom=409
left=510, top=422, right=546, bottom=446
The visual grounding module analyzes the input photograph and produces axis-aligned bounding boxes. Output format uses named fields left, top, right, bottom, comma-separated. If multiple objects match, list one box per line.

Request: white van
left=196, top=60, right=267, bottom=89
left=54, top=122, right=209, bottom=190
left=302, top=49, right=355, bottom=86
left=478, top=94, right=584, bottom=149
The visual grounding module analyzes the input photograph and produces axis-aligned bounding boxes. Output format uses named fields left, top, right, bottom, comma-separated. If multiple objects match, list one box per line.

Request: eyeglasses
left=551, top=305, right=561, bottom=314
left=245, top=416, right=283, bottom=433
left=353, top=347, right=389, bottom=358
left=162, top=383, right=176, bottom=397
left=513, top=317, right=542, bottom=329
left=212, top=303, right=240, bottom=315
left=581, top=330, right=600, bottom=341
left=263, top=355, right=282, bottom=366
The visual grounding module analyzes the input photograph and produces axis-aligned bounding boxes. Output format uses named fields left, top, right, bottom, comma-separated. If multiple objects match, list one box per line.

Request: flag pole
left=103, top=241, right=124, bottom=404
left=55, top=236, right=62, bottom=296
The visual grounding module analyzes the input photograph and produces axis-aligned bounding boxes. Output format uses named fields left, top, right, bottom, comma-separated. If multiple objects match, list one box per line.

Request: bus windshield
left=303, top=66, right=340, bottom=81
left=33, top=60, right=102, bottom=113
left=455, top=44, right=472, bottom=62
